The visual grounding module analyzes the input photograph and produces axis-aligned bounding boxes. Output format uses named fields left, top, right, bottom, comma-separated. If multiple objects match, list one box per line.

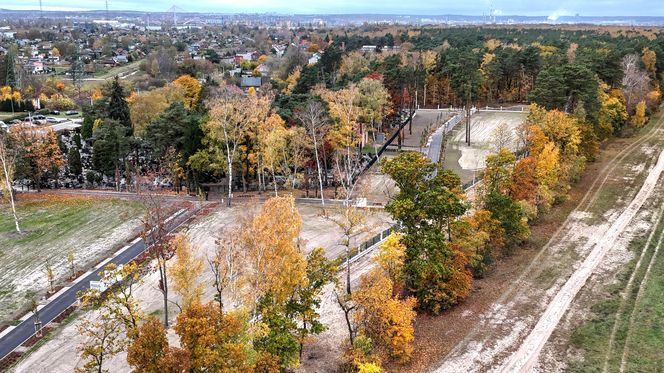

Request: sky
left=2, top=0, right=664, bottom=17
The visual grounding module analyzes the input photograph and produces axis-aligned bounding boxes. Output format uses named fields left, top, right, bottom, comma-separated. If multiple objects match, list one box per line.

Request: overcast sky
left=2, top=0, right=663, bottom=17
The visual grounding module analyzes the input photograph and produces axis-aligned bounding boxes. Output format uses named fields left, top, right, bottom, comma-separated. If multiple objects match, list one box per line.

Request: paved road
left=0, top=208, right=191, bottom=362
left=428, top=110, right=465, bottom=164
left=49, top=120, right=82, bottom=132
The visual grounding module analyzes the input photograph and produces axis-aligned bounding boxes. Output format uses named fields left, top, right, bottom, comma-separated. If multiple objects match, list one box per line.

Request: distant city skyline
left=1, top=0, right=663, bottom=19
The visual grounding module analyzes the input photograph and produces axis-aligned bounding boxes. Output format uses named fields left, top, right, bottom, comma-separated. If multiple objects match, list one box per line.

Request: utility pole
left=465, top=86, right=471, bottom=146
left=105, top=0, right=109, bottom=20
left=39, top=0, right=43, bottom=18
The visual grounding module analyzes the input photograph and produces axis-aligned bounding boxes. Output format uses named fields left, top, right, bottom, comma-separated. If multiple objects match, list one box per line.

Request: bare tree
left=622, top=54, right=651, bottom=113
left=296, top=100, right=329, bottom=205
left=208, top=228, right=242, bottom=313
left=491, top=122, right=515, bottom=153
left=141, top=194, right=173, bottom=327
left=323, top=204, right=371, bottom=295
left=0, top=131, right=20, bottom=233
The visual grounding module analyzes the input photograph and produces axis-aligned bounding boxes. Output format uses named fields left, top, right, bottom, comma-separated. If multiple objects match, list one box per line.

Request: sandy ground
left=298, top=247, right=382, bottom=373
left=500, top=149, right=664, bottom=372
left=451, top=111, right=527, bottom=171
left=440, top=111, right=526, bottom=185
left=12, top=200, right=393, bottom=373
left=430, top=112, right=664, bottom=373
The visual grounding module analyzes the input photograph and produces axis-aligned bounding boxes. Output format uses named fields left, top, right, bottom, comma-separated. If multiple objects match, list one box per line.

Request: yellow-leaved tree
left=353, top=269, right=416, bottom=363
left=172, top=75, right=203, bottom=109
left=168, top=233, right=204, bottom=310
left=240, top=195, right=306, bottom=312
left=632, top=100, right=647, bottom=128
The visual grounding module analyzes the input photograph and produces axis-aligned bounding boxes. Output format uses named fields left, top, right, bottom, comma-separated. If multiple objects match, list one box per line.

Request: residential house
left=308, top=53, right=321, bottom=65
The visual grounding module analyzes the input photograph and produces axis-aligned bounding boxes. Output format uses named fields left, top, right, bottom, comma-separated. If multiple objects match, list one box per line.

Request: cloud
left=547, top=8, right=571, bottom=21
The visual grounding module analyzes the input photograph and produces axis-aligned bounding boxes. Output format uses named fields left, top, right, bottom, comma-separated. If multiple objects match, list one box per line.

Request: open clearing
left=443, top=111, right=526, bottom=184
left=0, top=194, right=144, bottom=325
left=11, top=199, right=393, bottom=373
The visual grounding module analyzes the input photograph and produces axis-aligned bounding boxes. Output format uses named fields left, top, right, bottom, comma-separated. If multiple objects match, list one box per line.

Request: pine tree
left=70, top=47, right=83, bottom=96
left=108, top=76, right=132, bottom=132
left=68, top=147, right=82, bottom=176
left=4, top=49, right=17, bottom=89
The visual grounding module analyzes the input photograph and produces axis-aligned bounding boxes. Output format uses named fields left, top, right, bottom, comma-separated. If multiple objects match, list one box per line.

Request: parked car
left=51, top=110, right=60, bottom=115
left=65, top=110, right=79, bottom=116
left=32, top=115, right=46, bottom=120
left=0, top=121, right=7, bottom=130
left=46, top=117, right=59, bottom=123
left=9, top=119, right=22, bottom=125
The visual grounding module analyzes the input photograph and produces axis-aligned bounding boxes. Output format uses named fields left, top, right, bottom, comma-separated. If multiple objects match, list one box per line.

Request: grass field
left=0, top=195, right=144, bottom=324
left=569, top=204, right=664, bottom=372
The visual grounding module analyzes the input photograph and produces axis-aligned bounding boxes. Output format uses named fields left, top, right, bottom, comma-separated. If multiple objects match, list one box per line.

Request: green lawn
left=92, top=59, right=143, bottom=80
left=0, top=195, right=144, bottom=324
left=568, top=206, right=664, bottom=372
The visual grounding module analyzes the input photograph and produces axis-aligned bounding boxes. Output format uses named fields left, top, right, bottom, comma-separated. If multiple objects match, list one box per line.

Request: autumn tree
left=288, top=248, right=337, bottom=360
left=12, top=125, right=64, bottom=192
left=168, top=233, right=204, bottom=310
left=641, top=47, right=657, bottom=78
left=67, top=251, right=76, bottom=278
left=381, top=152, right=470, bottom=313
left=374, top=233, right=406, bottom=289
left=632, top=100, right=647, bottom=128
left=81, top=262, right=145, bottom=339
left=174, top=302, right=255, bottom=372
left=127, top=316, right=190, bottom=373
left=172, top=74, right=203, bottom=109
left=76, top=311, right=125, bottom=373
left=597, top=85, right=628, bottom=138
left=142, top=195, right=173, bottom=327
left=317, top=84, right=362, bottom=201
left=240, top=196, right=306, bottom=313
left=621, top=54, right=651, bottom=113
left=128, top=84, right=185, bottom=137
left=357, top=77, right=391, bottom=150
left=295, top=99, right=329, bottom=204
left=45, top=260, right=55, bottom=293
left=353, top=268, right=416, bottom=363
left=0, top=131, right=20, bottom=232
left=209, top=228, right=242, bottom=313
left=196, top=92, right=270, bottom=206
left=325, top=204, right=369, bottom=295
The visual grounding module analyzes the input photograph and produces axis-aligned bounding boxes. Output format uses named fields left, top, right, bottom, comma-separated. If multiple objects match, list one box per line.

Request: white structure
left=308, top=53, right=321, bottom=65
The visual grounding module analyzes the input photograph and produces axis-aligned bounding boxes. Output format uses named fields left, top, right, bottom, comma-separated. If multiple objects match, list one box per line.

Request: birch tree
left=141, top=194, right=173, bottom=327
left=296, top=100, right=329, bottom=205
left=209, top=228, right=242, bottom=313
left=317, top=84, right=362, bottom=202
left=0, top=131, right=20, bottom=233
left=202, top=92, right=270, bottom=206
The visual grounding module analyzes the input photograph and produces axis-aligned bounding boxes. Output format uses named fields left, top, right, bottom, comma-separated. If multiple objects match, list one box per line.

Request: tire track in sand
left=434, top=111, right=664, bottom=372
left=499, top=148, right=664, bottom=373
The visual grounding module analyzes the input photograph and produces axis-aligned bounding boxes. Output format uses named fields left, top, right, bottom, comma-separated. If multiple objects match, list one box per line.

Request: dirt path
left=432, top=112, right=664, bottom=373
left=499, top=148, right=664, bottom=372
left=600, top=202, right=664, bottom=372
left=617, top=208, right=664, bottom=372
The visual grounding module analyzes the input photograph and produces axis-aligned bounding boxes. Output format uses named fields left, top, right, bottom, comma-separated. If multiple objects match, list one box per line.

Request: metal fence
left=345, top=226, right=397, bottom=266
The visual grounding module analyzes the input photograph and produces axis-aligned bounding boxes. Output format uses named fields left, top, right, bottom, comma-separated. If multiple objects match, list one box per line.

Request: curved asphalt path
left=0, top=208, right=191, bottom=362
